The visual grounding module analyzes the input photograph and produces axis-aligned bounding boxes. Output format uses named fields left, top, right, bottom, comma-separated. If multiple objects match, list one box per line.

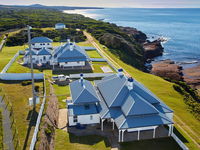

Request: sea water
left=64, top=8, right=200, bottom=67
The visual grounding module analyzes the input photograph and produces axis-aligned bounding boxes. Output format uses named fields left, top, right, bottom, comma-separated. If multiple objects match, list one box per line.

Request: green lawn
left=0, top=82, right=44, bottom=150
left=0, top=45, right=26, bottom=71
left=77, top=41, right=93, bottom=47
left=93, top=38, right=200, bottom=150
left=86, top=50, right=102, bottom=58
left=52, top=84, right=70, bottom=109
left=0, top=110, right=3, bottom=150
left=55, top=129, right=111, bottom=150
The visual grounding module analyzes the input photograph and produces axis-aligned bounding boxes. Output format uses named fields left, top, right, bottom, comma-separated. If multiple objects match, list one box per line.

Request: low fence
left=1, top=51, right=19, bottom=73
left=172, top=133, right=189, bottom=150
left=29, top=75, right=46, bottom=150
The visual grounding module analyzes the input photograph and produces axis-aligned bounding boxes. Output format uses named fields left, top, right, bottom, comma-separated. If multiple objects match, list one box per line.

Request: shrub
left=21, top=81, right=32, bottom=86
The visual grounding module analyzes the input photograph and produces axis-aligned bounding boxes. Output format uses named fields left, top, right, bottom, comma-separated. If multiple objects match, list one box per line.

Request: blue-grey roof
left=37, top=48, right=51, bottom=55
left=68, top=103, right=98, bottom=116
left=97, top=75, right=128, bottom=107
left=121, top=92, right=159, bottom=116
left=56, top=23, right=65, bottom=26
left=118, top=113, right=173, bottom=129
left=25, top=50, right=36, bottom=56
left=0, top=73, right=44, bottom=81
left=70, top=79, right=100, bottom=104
left=54, top=43, right=88, bottom=63
left=96, top=73, right=173, bottom=129
left=30, top=37, right=53, bottom=44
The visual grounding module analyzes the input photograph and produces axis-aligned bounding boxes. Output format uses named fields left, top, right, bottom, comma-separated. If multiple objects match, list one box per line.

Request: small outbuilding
left=55, top=23, right=66, bottom=29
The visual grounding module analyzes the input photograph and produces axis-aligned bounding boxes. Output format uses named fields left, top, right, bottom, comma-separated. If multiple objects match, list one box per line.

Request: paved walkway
left=0, top=96, right=14, bottom=150
left=0, top=36, right=6, bottom=52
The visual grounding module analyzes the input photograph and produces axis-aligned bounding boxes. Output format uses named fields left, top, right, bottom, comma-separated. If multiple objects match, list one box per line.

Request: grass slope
left=0, top=82, right=43, bottom=149
left=93, top=39, right=200, bottom=150
left=55, top=129, right=111, bottom=150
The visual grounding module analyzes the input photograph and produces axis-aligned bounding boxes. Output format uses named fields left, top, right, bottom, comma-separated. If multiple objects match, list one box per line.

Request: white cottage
left=52, top=40, right=89, bottom=68
left=30, top=37, right=53, bottom=50
left=23, top=48, right=52, bottom=65
left=67, top=74, right=100, bottom=126
left=55, top=23, right=66, bottom=29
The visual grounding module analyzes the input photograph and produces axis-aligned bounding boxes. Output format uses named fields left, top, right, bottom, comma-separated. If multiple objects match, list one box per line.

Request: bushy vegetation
left=0, top=7, right=145, bottom=69
left=172, top=82, right=200, bottom=120
left=6, top=28, right=86, bottom=46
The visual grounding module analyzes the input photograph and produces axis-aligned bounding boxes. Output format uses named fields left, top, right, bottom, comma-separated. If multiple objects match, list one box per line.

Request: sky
left=0, top=0, right=200, bottom=8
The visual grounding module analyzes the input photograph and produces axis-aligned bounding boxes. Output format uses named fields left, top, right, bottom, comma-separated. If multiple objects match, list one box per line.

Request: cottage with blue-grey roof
left=67, top=69, right=174, bottom=142
left=68, top=74, right=100, bottom=126
left=52, top=39, right=90, bottom=69
left=55, top=23, right=66, bottom=29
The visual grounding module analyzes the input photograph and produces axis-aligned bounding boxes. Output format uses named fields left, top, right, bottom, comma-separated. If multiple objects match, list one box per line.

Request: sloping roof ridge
left=124, top=95, right=135, bottom=116
left=85, top=83, right=99, bottom=100
left=72, top=83, right=85, bottom=103
left=134, top=92, right=159, bottom=114
left=119, top=115, right=127, bottom=129
left=109, top=81, right=127, bottom=107
left=97, top=75, right=119, bottom=86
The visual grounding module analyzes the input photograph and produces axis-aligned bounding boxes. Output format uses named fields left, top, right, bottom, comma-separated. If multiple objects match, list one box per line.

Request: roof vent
left=127, top=77, right=134, bottom=90
left=117, top=68, right=124, bottom=77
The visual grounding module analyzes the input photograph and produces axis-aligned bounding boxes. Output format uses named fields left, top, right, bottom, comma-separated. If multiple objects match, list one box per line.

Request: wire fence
left=1, top=51, right=19, bottom=73
left=0, top=89, right=22, bottom=150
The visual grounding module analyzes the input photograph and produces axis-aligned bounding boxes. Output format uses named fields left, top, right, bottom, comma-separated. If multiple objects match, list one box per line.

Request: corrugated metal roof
left=121, top=92, right=159, bottom=116
left=68, top=103, right=98, bottom=116
left=70, top=79, right=100, bottom=104
left=97, top=75, right=127, bottom=107
left=37, top=48, right=51, bottom=55
left=55, top=23, right=65, bottom=26
left=55, top=43, right=88, bottom=62
left=30, top=37, right=53, bottom=44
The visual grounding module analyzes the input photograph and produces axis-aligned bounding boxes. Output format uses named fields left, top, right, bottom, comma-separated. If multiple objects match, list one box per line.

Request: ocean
left=64, top=8, right=200, bottom=68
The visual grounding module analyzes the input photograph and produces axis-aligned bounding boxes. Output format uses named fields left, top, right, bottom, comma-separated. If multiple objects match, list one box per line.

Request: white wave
left=177, top=60, right=198, bottom=65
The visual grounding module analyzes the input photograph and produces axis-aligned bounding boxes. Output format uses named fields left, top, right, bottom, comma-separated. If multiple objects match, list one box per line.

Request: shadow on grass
left=22, top=109, right=38, bottom=150
left=120, top=137, right=182, bottom=150
left=173, top=127, right=188, bottom=143
left=68, top=132, right=110, bottom=148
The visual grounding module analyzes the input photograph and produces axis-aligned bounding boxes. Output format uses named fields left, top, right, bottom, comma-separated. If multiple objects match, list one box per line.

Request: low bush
left=21, top=81, right=32, bottom=86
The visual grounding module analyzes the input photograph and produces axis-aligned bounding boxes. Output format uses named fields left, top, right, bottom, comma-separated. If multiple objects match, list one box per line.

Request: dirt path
left=58, top=109, right=67, bottom=131
left=84, top=31, right=200, bottom=149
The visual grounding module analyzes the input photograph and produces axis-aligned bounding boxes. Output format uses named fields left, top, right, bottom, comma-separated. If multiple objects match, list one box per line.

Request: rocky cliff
left=151, top=60, right=183, bottom=81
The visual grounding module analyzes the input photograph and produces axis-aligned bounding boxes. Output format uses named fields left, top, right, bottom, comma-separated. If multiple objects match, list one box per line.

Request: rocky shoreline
left=121, top=26, right=200, bottom=90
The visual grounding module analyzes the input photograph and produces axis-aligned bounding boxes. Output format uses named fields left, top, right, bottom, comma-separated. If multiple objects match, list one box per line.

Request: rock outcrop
left=119, top=26, right=147, bottom=43
left=151, top=60, right=183, bottom=81
left=143, top=40, right=164, bottom=59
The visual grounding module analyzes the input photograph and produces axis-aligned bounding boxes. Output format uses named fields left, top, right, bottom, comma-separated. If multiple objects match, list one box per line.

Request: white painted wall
left=55, top=24, right=66, bottom=29
left=59, top=61, right=85, bottom=67
left=24, top=55, right=51, bottom=64
left=68, top=114, right=100, bottom=126
left=31, top=43, right=52, bottom=49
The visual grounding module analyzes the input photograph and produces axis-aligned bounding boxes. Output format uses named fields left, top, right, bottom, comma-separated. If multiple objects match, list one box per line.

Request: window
left=32, top=44, right=35, bottom=46
left=73, top=116, right=78, bottom=122
left=43, top=56, right=46, bottom=61
left=90, top=115, right=93, bottom=120
left=77, top=61, right=80, bottom=64
left=40, top=43, right=42, bottom=46
left=65, top=62, right=68, bottom=64
left=84, top=104, right=90, bottom=110
left=47, top=43, right=50, bottom=45
left=43, top=43, right=45, bottom=45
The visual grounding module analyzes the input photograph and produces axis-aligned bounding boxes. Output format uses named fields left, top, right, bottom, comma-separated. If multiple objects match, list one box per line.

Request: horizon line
left=0, top=4, right=200, bottom=9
